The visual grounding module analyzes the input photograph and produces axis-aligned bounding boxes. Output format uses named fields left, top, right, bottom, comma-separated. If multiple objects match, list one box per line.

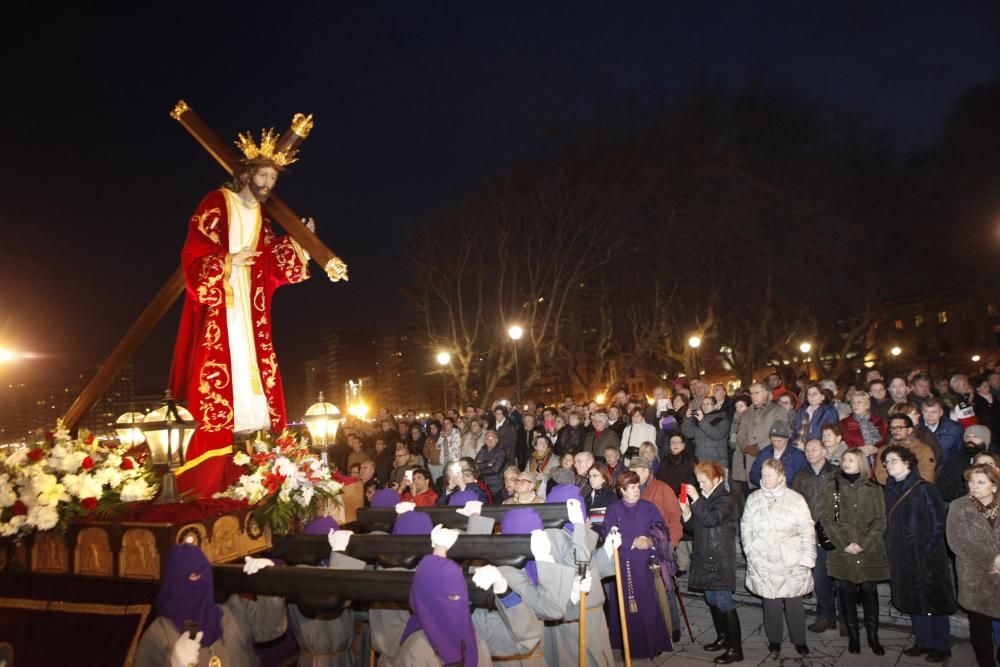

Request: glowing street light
left=973, top=354, right=982, bottom=363
left=687, top=336, right=701, bottom=349
left=0, top=348, right=19, bottom=363
left=436, top=351, right=451, bottom=366
left=508, top=325, right=524, bottom=405
left=799, top=342, right=812, bottom=354
left=595, top=393, right=606, bottom=404
left=890, top=346, right=902, bottom=357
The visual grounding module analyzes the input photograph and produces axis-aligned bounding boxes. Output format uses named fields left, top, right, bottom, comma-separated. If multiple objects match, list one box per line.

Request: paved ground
left=614, top=553, right=974, bottom=666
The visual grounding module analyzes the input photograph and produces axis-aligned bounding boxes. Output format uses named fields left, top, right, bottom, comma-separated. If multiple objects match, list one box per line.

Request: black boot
left=860, top=585, right=885, bottom=656
left=838, top=587, right=860, bottom=654
left=703, top=605, right=727, bottom=652
left=714, top=609, right=744, bottom=664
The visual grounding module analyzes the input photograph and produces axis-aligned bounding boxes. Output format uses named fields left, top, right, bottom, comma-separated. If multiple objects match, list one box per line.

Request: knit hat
left=550, top=468, right=576, bottom=485
left=964, top=424, right=992, bottom=446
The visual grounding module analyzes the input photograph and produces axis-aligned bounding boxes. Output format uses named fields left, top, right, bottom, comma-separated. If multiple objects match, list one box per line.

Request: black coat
left=883, top=472, right=956, bottom=615
left=657, top=452, right=698, bottom=497
left=684, top=486, right=737, bottom=591
left=555, top=425, right=583, bottom=457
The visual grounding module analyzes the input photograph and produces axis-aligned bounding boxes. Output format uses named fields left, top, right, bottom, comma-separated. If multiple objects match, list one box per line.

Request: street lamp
left=508, top=325, right=524, bottom=406
left=0, top=348, right=17, bottom=363
left=799, top=342, right=812, bottom=354
left=973, top=354, right=982, bottom=363
left=890, top=346, right=902, bottom=358
left=436, top=351, right=451, bottom=409
left=304, top=393, right=341, bottom=465
left=141, top=391, right=198, bottom=504
left=687, top=336, right=701, bottom=349
left=687, top=335, right=702, bottom=376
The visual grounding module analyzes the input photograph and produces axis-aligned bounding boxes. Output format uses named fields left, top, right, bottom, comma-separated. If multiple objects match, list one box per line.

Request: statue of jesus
left=168, top=121, right=314, bottom=497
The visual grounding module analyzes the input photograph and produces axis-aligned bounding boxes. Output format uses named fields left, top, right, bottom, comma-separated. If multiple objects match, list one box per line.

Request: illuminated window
left=894, top=319, right=904, bottom=330
left=914, top=314, right=924, bottom=328
left=937, top=311, right=948, bottom=324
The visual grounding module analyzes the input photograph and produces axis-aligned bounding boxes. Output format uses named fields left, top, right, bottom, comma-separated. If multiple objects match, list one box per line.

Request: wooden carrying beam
left=211, top=564, right=493, bottom=612
left=269, top=534, right=533, bottom=568
left=351, top=503, right=570, bottom=533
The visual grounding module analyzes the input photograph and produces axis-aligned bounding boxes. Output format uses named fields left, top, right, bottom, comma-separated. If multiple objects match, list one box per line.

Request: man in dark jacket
left=513, top=413, right=543, bottom=471
left=792, top=439, right=839, bottom=632
left=748, top=422, right=808, bottom=487
left=493, top=405, right=518, bottom=465
left=920, top=398, right=963, bottom=465
left=938, top=425, right=990, bottom=502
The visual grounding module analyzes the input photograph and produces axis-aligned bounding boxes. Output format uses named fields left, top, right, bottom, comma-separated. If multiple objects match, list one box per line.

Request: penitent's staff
left=610, top=527, right=632, bottom=667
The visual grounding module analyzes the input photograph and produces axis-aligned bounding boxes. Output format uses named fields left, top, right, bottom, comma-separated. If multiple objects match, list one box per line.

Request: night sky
left=2, top=1, right=999, bottom=390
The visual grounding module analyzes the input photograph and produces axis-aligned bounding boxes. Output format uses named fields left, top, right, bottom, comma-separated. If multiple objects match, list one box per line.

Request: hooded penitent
left=371, top=488, right=402, bottom=508
left=499, top=508, right=543, bottom=584
left=393, top=511, right=434, bottom=536
left=401, top=555, right=479, bottom=666
left=156, top=544, right=223, bottom=647
left=448, top=489, right=479, bottom=506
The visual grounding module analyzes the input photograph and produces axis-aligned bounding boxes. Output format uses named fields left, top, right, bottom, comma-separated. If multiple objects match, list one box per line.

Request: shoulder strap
left=888, top=479, right=925, bottom=518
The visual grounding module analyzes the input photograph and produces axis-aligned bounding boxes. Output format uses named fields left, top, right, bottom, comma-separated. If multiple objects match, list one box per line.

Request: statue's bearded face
left=241, top=165, right=278, bottom=202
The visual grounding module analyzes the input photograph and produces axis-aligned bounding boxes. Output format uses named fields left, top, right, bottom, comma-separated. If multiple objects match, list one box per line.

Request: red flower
left=81, top=497, right=98, bottom=512
left=120, top=458, right=134, bottom=471
left=26, top=448, right=43, bottom=462
left=81, top=456, right=95, bottom=470
left=84, top=434, right=95, bottom=445
left=11, top=501, right=27, bottom=516
left=262, top=470, right=286, bottom=495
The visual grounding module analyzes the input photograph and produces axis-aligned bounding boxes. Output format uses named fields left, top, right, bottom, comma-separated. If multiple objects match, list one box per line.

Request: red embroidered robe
left=169, top=189, right=309, bottom=497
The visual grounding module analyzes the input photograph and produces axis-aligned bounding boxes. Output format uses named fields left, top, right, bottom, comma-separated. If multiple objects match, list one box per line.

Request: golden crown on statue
left=235, top=113, right=314, bottom=168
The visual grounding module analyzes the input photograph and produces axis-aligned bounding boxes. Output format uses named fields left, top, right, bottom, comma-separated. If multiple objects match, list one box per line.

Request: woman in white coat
left=621, top=406, right=657, bottom=463
left=741, top=458, right=817, bottom=658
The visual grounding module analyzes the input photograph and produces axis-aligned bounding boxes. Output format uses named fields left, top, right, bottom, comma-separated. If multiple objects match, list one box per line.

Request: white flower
left=26, top=504, right=59, bottom=531
left=59, top=451, right=88, bottom=473
left=103, top=452, right=123, bottom=469
left=120, top=479, right=154, bottom=502
left=4, top=448, right=28, bottom=469
left=49, top=444, right=69, bottom=460
left=0, top=516, right=26, bottom=537
left=233, top=452, right=251, bottom=466
left=0, top=480, right=15, bottom=508
left=297, top=486, right=315, bottom=507
left=93, top=466, right=123, bottom=489
left=253, top=440, right=269, bottom=453
left=63, top=473, right=103, bottom=500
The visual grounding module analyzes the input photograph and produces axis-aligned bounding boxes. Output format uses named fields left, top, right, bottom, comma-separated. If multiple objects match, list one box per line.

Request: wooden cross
left=62, top=100, right=348, bottom=429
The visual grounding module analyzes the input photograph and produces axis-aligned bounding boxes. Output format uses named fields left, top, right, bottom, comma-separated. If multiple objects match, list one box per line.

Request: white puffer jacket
left=741, top=478, right=816, bottom=599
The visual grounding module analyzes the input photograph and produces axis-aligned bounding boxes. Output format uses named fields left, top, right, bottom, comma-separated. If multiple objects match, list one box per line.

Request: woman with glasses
left=881, top=445, right=956, bottom=663
left=584, top=464, right=616, bottom=523
left=819, top=448, right=889, bottom=655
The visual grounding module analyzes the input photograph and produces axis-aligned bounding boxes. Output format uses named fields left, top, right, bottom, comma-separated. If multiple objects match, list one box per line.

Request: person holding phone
left=400, top=467, right=439, bottom=507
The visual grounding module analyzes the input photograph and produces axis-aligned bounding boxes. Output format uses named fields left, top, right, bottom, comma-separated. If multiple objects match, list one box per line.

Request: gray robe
left=288, top=553, right=366, bottom=667
left=134, top=594, right=286, bottom=667
left=472, top=593, right=545, bottom=666
left=394, top=631, right=492, bottom=666
left=502, top=524, right=614, bottom=667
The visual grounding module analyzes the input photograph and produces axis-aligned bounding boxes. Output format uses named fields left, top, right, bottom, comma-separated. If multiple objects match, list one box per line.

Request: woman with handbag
left=882, top=445, right=956, bottom=663
left=818, top=448, right=889, bottom=655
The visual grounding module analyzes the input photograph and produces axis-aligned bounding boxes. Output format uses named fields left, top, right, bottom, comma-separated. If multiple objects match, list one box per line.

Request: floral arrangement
left=215, top=430, right=343, bottom=535
left=0, top=421, right=158, bottom=539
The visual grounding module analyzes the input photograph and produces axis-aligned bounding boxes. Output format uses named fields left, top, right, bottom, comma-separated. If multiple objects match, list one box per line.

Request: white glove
left=328, top=529, right=353, bottom=552
left=472, top=564, right=509, bottom=594
left=570, top=576, right=581, bottom=604
left=566, top=498, right=585, bottom=525
left=578, top=571, right=592, bottom=593
left=169, top=630, right=202, bottom=667
left=242, top=556, right=275, bottom=575
left=529, top=529, right=555, bottom=563
left=603, top=527, right=622, bottom=558
left=431, top=524, right=460, bottom=551
left=395, top=501, right=416, bottom=514
left=456, top=500, right=483, bottom=517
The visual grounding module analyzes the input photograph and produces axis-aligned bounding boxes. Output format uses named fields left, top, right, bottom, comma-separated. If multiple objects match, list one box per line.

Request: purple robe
left=603, top=499, right=673, bottom=659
